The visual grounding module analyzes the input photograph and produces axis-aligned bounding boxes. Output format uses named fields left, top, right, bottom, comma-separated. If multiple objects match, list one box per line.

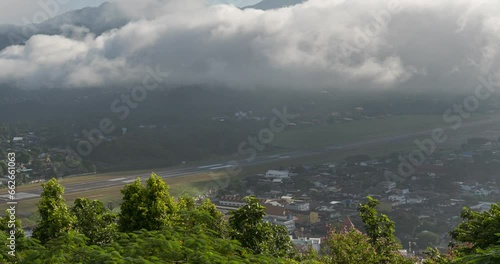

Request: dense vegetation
left=0, top=174, right=499, bottom=263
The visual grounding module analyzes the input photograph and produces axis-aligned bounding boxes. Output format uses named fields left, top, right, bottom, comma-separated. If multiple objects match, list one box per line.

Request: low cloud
left=1, top=0, right=500, bottom=91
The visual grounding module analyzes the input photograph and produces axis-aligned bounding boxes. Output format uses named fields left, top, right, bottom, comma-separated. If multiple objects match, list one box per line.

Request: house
left=263, top=204, right=295, bottom=233
left=342, top=216, right=356, bottom=231
left=218, top=195, right=248, bottom=207
left=471, top=202, right=494, bottom=212
left=265, top=170, right=291, bottom=179
left=388, top=194, right=406, bottom=205
left=379, top=181, right=397, bottom=190
left=474, top=188, right=492, bottom=197
left=286, top=202, right=310, bottom=212
left=326, top=186, right=341, bottom=193
left=291, top=237, right=321, bottom=253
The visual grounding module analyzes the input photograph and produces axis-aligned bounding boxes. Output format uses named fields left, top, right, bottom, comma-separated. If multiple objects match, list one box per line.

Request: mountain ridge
left=0, top=2, right=128, bottom=51
left=243, top=0, right=306, bottom=10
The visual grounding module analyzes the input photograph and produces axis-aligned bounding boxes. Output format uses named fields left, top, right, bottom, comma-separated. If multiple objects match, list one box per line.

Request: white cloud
left=1, top=0, right=500, bottom=91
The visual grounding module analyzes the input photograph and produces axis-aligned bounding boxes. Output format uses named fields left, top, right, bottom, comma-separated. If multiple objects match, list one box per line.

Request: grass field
left=272, top=114, right=494, bottom=149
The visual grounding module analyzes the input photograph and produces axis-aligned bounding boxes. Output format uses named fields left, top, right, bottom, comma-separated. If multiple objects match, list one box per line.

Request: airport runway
left=3, top=117, right=500, bottom=201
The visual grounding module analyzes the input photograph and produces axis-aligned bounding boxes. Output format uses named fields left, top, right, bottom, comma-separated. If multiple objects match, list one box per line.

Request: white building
left=264, top=217, right=296, bottom=233
left=291, top=237, right=321, bottom=253
left=265, top=170, right=291, bottom=179
left=388, top=195, right=405, bottom=203
left=286, top=202, right=310, bottom=212
left=379, top=181, right=397, bottom=190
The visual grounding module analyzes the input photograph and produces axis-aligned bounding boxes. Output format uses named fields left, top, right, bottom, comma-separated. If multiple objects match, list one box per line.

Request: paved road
left=3, top=117, right=500, bottom=201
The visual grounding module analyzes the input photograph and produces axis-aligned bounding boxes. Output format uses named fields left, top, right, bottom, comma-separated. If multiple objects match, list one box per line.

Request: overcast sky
left=0, top=0, right=499, bottom=92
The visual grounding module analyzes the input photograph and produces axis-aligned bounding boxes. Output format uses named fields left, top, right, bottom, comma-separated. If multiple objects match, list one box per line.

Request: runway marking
left=209, top=165, right=234, bottom=170
left=198, top=163, right=223, bottom=169
left=107, top=177, right=127, bottom=182
left=122, top=179, right=138, bottom=183
left=0, top=192, right=39, bottom=199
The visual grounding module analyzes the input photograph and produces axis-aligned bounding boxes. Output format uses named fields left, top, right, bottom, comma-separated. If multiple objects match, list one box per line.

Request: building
left=286, top=202, right=310, bottom=212
left=218, top=195, right=247, bottom=207
left=291, top=237, right=321, bottom=253
left=265, top=170, right=291, bottom=179
left=263, top=204, right=296, bottom=233
left=379, top=181, right=397, bottom=190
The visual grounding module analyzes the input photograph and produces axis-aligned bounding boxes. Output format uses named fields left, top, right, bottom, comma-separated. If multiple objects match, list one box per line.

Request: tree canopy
left=1, top=176, right=498, bottom=263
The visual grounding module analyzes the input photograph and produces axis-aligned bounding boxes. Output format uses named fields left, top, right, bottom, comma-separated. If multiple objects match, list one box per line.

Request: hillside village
left=212, top=137, right=500, bottom=254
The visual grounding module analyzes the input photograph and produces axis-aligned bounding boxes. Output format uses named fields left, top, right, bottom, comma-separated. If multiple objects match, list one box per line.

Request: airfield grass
left=272, top=114, right=489, bottom=149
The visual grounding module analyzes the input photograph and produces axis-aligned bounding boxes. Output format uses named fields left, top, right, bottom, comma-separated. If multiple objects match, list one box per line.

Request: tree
left=229, top=196, right=268, bottom=254
left=196, top=198, right=228, bottom=237
left=358, top=196, right=412, bottom=263
left=176, top=196, right=229, bottom=238
left=0, top=211, right=42, bottom=262
left=177, top=195, right=196, bottom=211
left=455, top=245, right=500, bottom=263
left=119, top=174, right=178, bottom=232
left=266, top=223, right=296, bottom=258
left=70, top=198, right=118, bottom=245
left=23, top=231, right=121, bottom=264
left=422, top=247, right=455, bottom=264
left=118, top=178, right=148, bottom=232
left=358, top=196, right=397, bottom=247
left=228, top=196, right=295, bottom=257
left=33, top=178, right=74, bottom=244
left=322, top=228, right=379, bottom=264
left=144, top=173, right=178, bottom=230
left=450, top=202, right=500, bottom=253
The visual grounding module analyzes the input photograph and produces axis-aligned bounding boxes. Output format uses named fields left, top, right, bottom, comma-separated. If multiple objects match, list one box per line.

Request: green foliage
left=119, top=173, right=178, bottom=232
left=22, top=231, right=119, bottom=264
left=145, top=173, right=178, bottom=230
left=357, top=196, right=413, bottom=264
left=70, top=197, right=118, bottom=245
left=177, top=194, right=196, bottom=211
left=16, top=227, right=293, bottom=264
left=33, top=178, right=74, bottom=245
left=0, top=212, right=26, bottom=262
left=229, top=196, right=268, bottom=254
left=358, top=197, right=397, bottom=247
left=422, top=247, right=454, bottom=264
left=450, top=202, right=500, bottom=252
left=14, top=177, right=500, bottom=263
left=178, top=198, right=229, bottom=238
left=118, top=178, right=148, bottom=232
left=321, top=228, right=379, bottom=264
left=229, top=196, right=295, bottom=258
left=454, top=245, right=500, bottom=264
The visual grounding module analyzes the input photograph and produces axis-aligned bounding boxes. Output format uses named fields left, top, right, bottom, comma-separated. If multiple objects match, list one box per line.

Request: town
left=210, top=137, right=500, bottom=255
